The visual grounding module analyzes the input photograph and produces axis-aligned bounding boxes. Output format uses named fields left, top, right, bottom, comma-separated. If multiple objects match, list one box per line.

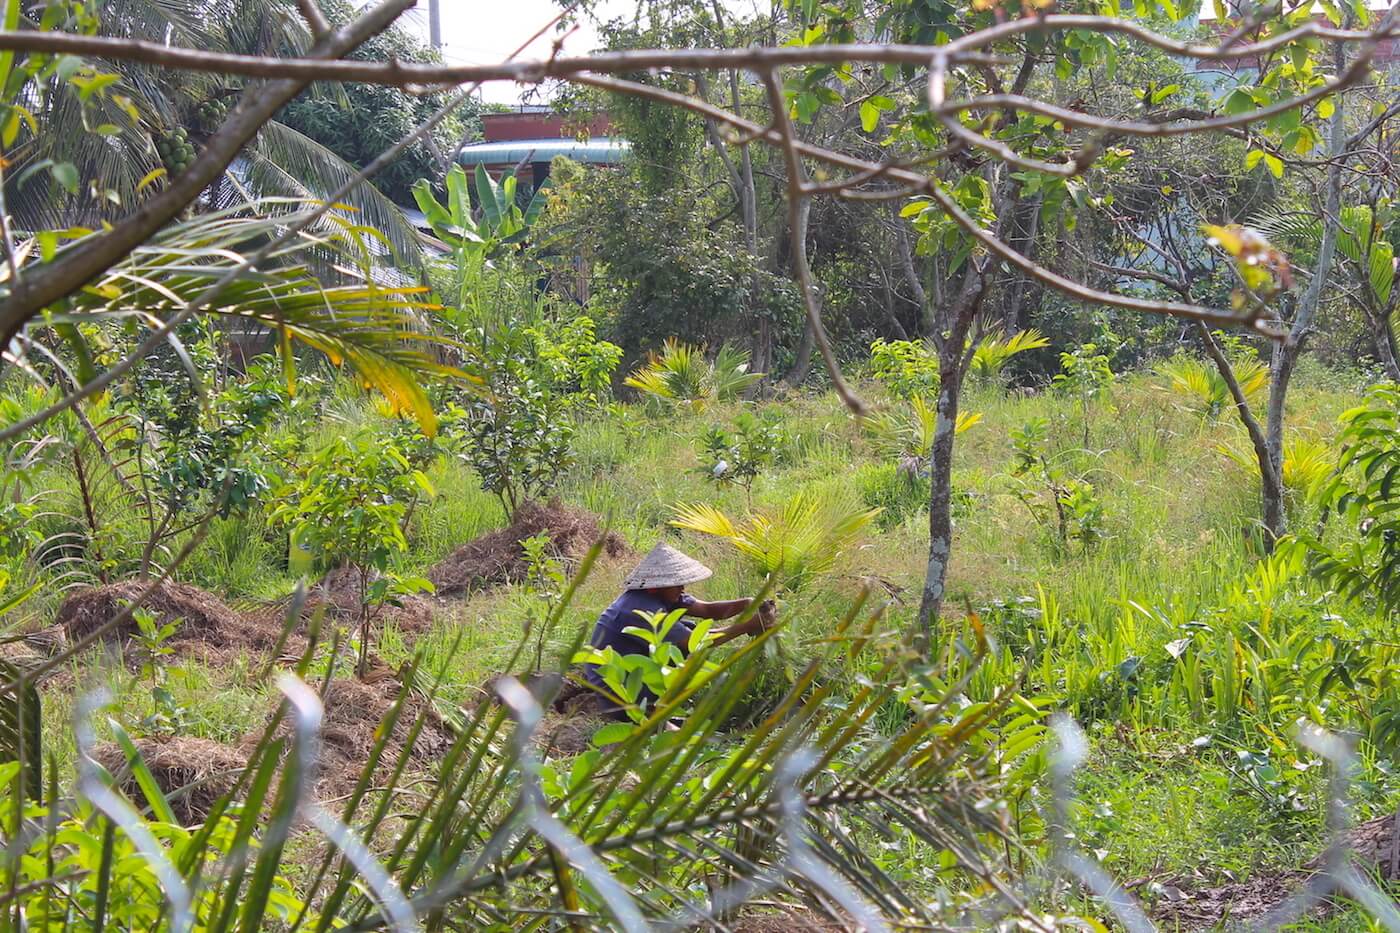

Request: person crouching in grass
left=579, top=542, right=774, bottom=720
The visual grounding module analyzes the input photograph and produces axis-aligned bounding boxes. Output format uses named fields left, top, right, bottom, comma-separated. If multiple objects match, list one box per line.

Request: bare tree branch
left=0, top=14, right=1391, bottom=87
left=761, top=69, right=867, bottom=413
left=296, top=0, right=331, bottom=38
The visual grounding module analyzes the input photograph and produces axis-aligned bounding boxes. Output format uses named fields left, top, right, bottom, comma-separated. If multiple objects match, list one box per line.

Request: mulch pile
left=429, top=500, right=631, bottom=598
left=474, top=671, right=615, bottom=757
left=1149, top=813, right=1399, bottom=929
left=734, top=909, right=849, bottom=931
left=91, top=736, right=249, bottom=825
left=55, top=580, right=302, bottom=664
left=302, top=674, right=455, bottom=800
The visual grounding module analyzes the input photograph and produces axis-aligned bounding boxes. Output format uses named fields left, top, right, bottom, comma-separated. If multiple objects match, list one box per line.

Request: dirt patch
left=55, top=580, right=302, bottom=664
left=1149, top=814, right=1399, bottom=929
left=734, top=908, right=848, bottom=931
left=289, top=675, right=454, bottom=801
left=429, top=500, right=631, bottom=598
left=534, top=713, right=610, bottom=757
left=91, top=736, right=248, bottom=825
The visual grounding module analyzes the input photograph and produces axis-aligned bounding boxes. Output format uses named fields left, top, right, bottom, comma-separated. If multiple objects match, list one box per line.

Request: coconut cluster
left=154, top=126, right=196, bottom=175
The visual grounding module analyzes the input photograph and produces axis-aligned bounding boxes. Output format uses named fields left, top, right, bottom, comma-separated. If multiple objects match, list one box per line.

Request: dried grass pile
left=429, top=500, right=630, bottom=598
left=91, top=736, right=248, bottom=825
left=55, top=580, right=297, bottom=664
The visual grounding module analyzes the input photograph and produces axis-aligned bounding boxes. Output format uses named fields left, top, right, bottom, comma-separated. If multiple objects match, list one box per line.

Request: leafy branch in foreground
left=0, top=559, right=1055, bottom=930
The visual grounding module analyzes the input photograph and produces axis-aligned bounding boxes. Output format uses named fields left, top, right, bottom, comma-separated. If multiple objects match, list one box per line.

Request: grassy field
left=23, top=357, right=1400, bottom=926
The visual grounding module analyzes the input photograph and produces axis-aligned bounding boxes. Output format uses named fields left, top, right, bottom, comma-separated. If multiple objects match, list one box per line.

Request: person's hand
left=755, top=599, right=777, bottom=632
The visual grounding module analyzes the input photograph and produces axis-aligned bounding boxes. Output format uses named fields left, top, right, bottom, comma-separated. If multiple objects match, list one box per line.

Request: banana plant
left=411, top=164, right=551, bottom=263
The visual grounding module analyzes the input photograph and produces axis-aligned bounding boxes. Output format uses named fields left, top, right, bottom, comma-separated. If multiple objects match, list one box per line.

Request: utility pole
left=428, top=0, right=441, bottom=48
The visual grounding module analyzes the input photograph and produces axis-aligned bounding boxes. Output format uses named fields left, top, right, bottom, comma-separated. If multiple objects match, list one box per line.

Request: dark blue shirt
left=582, top=590, right=696, bottom=694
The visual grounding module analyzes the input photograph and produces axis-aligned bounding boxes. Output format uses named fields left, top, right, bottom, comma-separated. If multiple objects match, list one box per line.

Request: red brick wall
left=482, top=110, right=613, bottom=142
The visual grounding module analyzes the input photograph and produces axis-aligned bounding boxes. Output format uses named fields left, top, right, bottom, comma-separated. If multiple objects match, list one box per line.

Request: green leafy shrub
left=698, top=410, right=784, bottom=506
left=458, top=316, right=620, bottom=517
left=1053, top=341, right=1116, bottom=446
left=1309, top=383, right=1400, bottom=612
left=856, top=461, right=929, bottom=529
left=1006, top=419, right=1107, bottom=552
left=132, top=606, right=187, bottom=737
left=271, top=437, right=434, bottom=677
left=868, top=337, right=939, bottom=399
left=573, top=606, right=730, bottom=723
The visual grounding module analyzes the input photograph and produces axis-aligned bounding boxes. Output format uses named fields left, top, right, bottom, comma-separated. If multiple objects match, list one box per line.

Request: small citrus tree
left=272, top=437, right=433, bottom=678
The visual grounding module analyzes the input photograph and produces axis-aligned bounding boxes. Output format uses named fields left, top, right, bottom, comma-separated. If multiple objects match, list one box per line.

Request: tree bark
left=999, top=194, right=1042, bottom=334
left=1198, top=323, right=1286, bottom=544
left=1263, top=39, right=1347, bottom=543
left=781, top=198, right=817, bottom=386
left=916, top=264, right=990, bottom=641
left=1362, top=272, right=1400, bottom=382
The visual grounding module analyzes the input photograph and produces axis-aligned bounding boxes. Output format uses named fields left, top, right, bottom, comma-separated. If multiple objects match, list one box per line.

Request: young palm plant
left=670, top=490, right=881, bottom=591
left=1157, top=353, right=1268, bottom=420
left=625, top=339, right=764, bottom=411
left=969, top=328, right=1050, bottom=385
left=864, top=394, right=982, bottom=470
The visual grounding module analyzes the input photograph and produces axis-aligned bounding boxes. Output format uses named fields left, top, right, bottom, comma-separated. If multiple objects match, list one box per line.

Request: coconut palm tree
left=6, top=0, right=431, bottom=262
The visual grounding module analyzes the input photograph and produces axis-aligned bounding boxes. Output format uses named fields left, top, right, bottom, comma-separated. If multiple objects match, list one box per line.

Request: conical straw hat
left=623, top=543, right=713, bottom=590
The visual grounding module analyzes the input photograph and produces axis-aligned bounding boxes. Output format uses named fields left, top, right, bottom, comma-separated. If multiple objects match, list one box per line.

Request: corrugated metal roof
left=456, top=137, right=630, bottom=166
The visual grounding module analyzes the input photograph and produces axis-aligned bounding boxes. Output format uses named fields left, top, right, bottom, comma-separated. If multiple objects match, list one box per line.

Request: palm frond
left=1157, top=354, right=1266, bottom=420
left=970, top=328, right=1050, bottom=382
left=625, top=340, right=764, bottom=410
left=711, top=343, right=764, bottom=400
left=864, top=395, right=981, bottom=461
left=671, top=490, right=880, bottom=589
left=1219, top=434, right=1331, bottom=494
left=243, top=121, right=425, bottom=266
left=1254, top=205, right=1394, bottom=305
left=35, top=199, right=468, bottom=434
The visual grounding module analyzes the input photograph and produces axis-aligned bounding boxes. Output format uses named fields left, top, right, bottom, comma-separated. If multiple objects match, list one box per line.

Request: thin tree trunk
left=892, top=215, right=932, bottom=335
left=919, top=351, right=963, bottom=645
left=916, top=270, right=988, bottom=640
left=1364, top=284, right=1400, bottom=382
left=782, top=198, right=816, bottom=386
left=1263, top=40, right=1347, bottom=543
left=1198, top=323, right=1286, bottom=543
left=1000, top=195, right=1042, bottom=334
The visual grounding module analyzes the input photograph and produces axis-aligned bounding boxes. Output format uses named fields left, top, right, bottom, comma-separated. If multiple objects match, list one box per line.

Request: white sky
left=399, top=1, right=634, bottom=105
left=399, top=1, right=764, bottom=105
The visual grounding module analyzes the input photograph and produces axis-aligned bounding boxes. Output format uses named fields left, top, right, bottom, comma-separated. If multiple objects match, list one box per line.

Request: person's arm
left=685, top=597, right=752, bottom=621
left=706, top=598, right=777, bottom=645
